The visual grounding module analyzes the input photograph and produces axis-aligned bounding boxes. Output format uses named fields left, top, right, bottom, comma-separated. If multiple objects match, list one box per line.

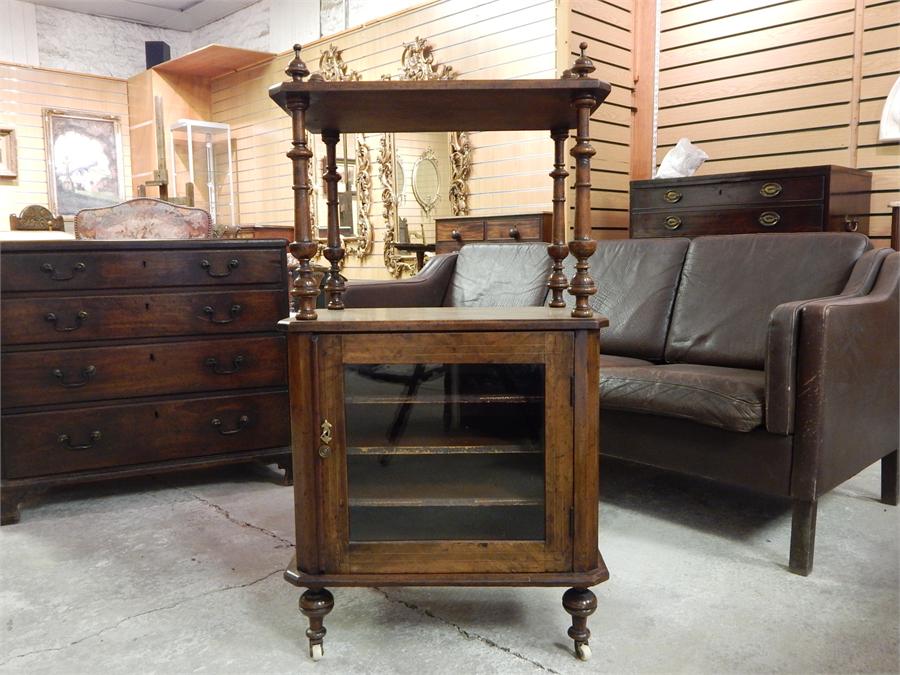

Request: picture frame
left=43, top=108, right=125, bottom=216
left=0, top=127, right=17, bottom=178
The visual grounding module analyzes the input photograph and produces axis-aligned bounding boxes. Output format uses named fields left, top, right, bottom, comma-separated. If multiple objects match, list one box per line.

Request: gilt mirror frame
left=309, top=44, right=374, bottom=263
left=411, top=147, right=441, bottom=218
left=379, top=37, right=472, bottom=278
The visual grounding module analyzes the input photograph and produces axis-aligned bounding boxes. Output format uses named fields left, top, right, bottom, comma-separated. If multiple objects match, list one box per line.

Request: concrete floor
left=0, top=459, right=897, bottom=674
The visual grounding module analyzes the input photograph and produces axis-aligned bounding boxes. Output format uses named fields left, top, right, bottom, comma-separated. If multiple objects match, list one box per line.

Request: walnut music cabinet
left=269, top=44, right=611, bottom=661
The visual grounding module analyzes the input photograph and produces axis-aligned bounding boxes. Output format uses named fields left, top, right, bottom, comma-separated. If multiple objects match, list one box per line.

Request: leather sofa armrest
left=342, top=252, right=457, bottom=308
left=766, top=248, right=890, bottom=434
left=791, top=252, right=899, bottom=497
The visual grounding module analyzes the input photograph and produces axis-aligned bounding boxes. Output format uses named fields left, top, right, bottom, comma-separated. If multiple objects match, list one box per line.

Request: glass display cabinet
left=269, top=43, right=611, bottom=661
left=169, top=119, right=236, bottom=227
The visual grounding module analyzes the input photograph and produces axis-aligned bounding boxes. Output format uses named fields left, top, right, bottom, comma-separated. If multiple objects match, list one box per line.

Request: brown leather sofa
left=343, top=233, right=899, bottom=575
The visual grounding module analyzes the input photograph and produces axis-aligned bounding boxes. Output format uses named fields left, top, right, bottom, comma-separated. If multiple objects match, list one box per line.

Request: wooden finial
left=286, top=44, right=309, bottom=81
left=571, top=42, right=595, bottom=78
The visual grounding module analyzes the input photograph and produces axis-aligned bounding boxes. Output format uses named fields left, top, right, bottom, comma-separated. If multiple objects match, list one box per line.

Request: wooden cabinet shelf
left=346, top=444, right=541, bottom=456
left=347, top=453, right=545, bottom=508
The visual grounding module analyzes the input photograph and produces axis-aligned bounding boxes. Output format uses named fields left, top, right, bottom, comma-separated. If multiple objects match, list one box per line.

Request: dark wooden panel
left=2, top=290, right=287, bottom=345
left=1, top=248, right=286, bottom=293
left=2, top=336, right=287, bottom=408
left=1, top=391, right=290, bottom=479
left=631, top=205, right=825, bottom=238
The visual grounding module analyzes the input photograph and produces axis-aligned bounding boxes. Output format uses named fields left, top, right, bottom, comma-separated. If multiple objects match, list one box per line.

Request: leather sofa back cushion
left=447, top=242, right=551, bottom=307
left=562, top=238, right=690, bottom=360
left=665, top=232, right=870, bottom=369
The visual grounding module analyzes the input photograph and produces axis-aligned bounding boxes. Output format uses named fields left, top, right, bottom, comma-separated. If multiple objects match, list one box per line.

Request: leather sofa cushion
left=447, top=242, right=551, bottom=307
left=665, top=233, right=870, bottom=369
left=562, top=238, right=689, bottom=360
left=600, top=354, right=654, bottom=368
left=600, top=364, right=765, bottom=432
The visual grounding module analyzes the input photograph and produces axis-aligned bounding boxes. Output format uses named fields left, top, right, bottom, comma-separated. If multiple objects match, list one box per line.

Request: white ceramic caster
left=575, top=642, right=591, bottom=661
left=310, top=643, right=324, bottom=661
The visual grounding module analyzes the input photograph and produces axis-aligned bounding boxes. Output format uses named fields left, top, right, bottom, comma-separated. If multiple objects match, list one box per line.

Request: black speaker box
left=145, top=41, right=171, bottom=69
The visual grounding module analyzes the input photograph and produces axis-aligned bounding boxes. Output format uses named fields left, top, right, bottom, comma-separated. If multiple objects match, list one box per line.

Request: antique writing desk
left=269, top=44, right=611, bottom=661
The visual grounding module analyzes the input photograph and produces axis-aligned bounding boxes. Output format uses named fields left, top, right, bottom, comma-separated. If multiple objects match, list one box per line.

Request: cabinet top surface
left=0, top=239, right=288, bottom=253
left=269, top=79, right=610, bottom=133
left=278, top=306, right=608, bottom=333
left=631, top=165, right=871, bottom=188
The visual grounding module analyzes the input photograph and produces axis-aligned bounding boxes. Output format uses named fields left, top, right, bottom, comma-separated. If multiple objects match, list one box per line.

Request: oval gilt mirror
left=411, top=149, right=440, bottom=216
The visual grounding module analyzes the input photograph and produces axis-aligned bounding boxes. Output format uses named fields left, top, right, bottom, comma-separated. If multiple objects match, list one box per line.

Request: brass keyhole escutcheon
left=318, top=445, right=332, bottom=458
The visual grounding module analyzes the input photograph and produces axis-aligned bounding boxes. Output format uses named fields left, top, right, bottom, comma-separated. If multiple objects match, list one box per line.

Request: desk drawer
left=2, top=336, right=287, bottom=408
left=435, top=220, right=484, bottom=245
left=630, top=205, right=824, bottom=238
left=1, top=290, right=287, bottom=346
left=1, top=248, right=285, bottom=293
left=485, top=217, right=543, bottom=242
left=631, top=175, right=826, bottom=211
left=1, top=391, right=290, bottom=479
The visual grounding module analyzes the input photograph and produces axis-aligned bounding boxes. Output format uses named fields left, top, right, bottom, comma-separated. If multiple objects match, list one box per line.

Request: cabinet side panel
left=288, top=333, right=319, bottom=573
left=573, top=329, right=600, bottom=571
left=544, top=332, right=574, bottom=571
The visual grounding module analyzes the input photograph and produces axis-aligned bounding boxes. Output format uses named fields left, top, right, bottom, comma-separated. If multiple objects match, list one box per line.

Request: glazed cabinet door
left=315, top=331, right=574, bottom=575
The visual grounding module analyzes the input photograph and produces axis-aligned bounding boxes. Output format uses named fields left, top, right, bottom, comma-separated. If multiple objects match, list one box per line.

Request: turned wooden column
left=322, top=129, right=346, bottom=309
left=284, top=45, right=318, bottom=320
left=547, top=128, right=570, bottom=308
left=567, top=43, right=598, bottom=319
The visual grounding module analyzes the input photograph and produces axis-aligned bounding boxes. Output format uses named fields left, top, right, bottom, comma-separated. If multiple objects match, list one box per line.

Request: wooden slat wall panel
left=0, top=62, right=133, bottom=228
left=656, top=0, right=899, bottom=247
left=209, top=0, right=559, bottom=279
left=568, top=0, right=635, bottom=240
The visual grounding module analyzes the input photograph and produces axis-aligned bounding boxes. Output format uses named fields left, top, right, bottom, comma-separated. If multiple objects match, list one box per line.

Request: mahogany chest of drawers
left=435, top=212, right=552, bottom=253
left=629, top=165, right=872, bottom=238
left=1, top=239, right=292, bottom=524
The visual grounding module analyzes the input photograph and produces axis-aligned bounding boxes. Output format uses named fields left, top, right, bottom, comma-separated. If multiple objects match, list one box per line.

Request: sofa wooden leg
left=789, top=498, right=817, bottom=576
left=882, top=450, right=899, bottom=506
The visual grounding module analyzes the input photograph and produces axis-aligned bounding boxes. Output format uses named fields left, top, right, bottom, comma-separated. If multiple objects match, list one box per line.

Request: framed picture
left=43, top=108, right=125, bottom=216
left=0, top=127, right=16, bottom=178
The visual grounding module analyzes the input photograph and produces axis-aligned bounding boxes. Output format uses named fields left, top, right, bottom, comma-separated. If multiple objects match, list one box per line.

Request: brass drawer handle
left=664, top=190, right=682, bottom=203
left=45, top=310, right=88, bottom=332
left=664, top=216, right=682, bottom=230
left=450, top=229, right=462, bottom=241
left=205, top=355, right=245, bottom=375
left=760, top=182, right=783, bottom=198
left=52, top=365, right=96, bottom=388
left=759, top=211, right=781, bottom=227
left=844, top=216, right=859, bottom=232
left=58, top=430, right=101, bottom=451
left=211, top=415, right=249, bottom=435
left=508, top=227, right=521, bottom=239
left=200, top=258, right=240, bottom=278
left=201, top=304, right=242, bottom=324
left=41, top=261, right=86, bottom=281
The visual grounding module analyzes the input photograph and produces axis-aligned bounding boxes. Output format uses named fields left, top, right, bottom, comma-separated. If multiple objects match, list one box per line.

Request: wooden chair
left=74, top=198, right=212, bottom=240
left=9, top=205, right=64, bottom=232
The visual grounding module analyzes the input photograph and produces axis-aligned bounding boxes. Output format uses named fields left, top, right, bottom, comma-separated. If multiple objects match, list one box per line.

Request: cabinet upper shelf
left=268, top=79, right=611, bottom=133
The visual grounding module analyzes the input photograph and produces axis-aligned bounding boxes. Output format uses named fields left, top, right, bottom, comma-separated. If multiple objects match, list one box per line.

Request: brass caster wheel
left=310, top=643, right=324, bottom=661
left=575, top=642, right=591, bottom=661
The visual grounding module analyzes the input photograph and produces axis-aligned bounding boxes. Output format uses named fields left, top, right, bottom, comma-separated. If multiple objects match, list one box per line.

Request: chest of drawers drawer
left=1, top=247, right=286, bottom=292
left=631, top=205, right=825, bottom=238
left=631, top=175, right=825, bottom=211
left=484, top=217, right=544, bottom=241
left=1, top=391, right=290, bottom=479
left=1, top=289, right=286, bottom=346
left=2, top=335, right=287, bottom=408
left=436, top=220, right=485, bottom=248
left=435, top=213, right=551, bottom=253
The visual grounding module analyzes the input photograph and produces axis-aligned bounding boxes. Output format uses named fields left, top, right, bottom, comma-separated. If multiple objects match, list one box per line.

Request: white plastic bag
left=655, top=138, right=709, bottom=179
